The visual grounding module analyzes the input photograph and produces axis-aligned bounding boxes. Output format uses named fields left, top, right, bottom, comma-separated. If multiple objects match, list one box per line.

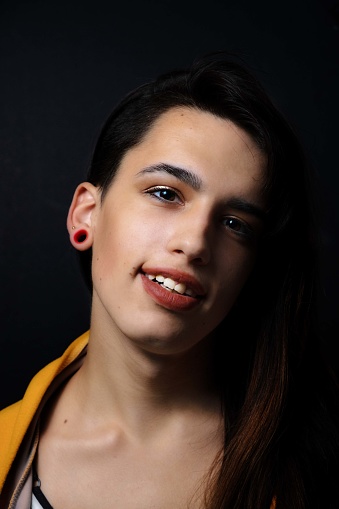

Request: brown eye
left=154, top=189, right=177, bottom=201
left=223, top=217, right=253, bottom=239
left=147, top=186, right=182, bottom=203
left=224, top=217, right=243, bottom=231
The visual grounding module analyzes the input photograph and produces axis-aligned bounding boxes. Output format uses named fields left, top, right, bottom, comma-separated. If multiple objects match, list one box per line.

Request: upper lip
left=141, top=266, right=206, bottom=297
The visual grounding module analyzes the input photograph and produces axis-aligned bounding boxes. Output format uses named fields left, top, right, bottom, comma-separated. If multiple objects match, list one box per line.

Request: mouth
left=141, top=268, right=205, bottom=297
left=140, top=269, right=205, bottom=311
left=144, top=274, right=201, bottom=298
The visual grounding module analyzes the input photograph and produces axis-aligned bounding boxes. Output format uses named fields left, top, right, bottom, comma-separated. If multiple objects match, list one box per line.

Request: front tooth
left=174, top=283, right=186, bottom=294
left=163, top=277, right=176, bottom=289
left=147, top=274, right=155, bottom=280
left=156, top=275, right=165, bottom=283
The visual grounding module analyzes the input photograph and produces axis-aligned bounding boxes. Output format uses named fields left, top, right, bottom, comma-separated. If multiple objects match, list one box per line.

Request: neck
left=69, top=312, right=220, bottom=438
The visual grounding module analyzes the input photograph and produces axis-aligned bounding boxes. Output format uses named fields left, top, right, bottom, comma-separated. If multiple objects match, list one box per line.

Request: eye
left=222, top=216, right=253, bottom=238
left=146, top=186, right=182, bottom=203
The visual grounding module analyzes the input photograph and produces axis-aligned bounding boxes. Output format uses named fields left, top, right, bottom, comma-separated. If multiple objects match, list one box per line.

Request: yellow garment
left=0, top=331, right=89, bottom=494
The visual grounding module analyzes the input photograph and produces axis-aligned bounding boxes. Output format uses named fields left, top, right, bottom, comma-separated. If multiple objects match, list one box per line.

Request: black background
left=1, top=0, right=338, bottom=409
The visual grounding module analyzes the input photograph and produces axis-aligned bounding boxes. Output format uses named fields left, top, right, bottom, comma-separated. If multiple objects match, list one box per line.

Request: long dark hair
left=83, top=54, right=339, bottom=508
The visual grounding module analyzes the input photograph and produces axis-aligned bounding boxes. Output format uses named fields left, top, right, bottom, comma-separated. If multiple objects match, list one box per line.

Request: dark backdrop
left=1, top=0, right=338, bottom=409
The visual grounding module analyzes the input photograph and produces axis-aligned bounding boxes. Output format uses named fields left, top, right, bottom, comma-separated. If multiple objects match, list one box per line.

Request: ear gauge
left=73, top=229, right=88, bottom=244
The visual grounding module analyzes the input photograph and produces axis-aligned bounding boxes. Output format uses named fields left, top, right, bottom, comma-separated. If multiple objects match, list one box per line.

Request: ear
left=66, top=182, right=99, bottom=251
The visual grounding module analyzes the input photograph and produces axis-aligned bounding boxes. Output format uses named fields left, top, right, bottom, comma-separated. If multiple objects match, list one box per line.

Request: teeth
left=185, top=288, right=195, bottom=297
left=145, top=272, right=198, bottom=298
left=174, top=283, right=186, bottom=294
left=163, top=277, right=176, bottom=290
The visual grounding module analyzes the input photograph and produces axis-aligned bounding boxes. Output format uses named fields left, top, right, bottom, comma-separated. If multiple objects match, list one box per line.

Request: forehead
left=114, top=106, right=266, bottom=198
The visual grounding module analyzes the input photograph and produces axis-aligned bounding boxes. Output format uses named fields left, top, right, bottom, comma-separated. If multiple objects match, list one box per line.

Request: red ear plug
left=73, top=229, right=88, bottom=243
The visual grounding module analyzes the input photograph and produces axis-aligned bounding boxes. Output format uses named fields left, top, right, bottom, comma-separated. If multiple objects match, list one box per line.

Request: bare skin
left=38, top=346, right=223, bottom=509
left=37, top=107, right=266, bottom=508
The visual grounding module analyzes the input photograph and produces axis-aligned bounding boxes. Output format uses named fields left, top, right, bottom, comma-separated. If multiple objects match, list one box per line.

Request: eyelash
left=145, top=186, right=255, bottom=240
left=222, top=217, right=254, bottom=240
left=146, top=186, right=183, bottom=204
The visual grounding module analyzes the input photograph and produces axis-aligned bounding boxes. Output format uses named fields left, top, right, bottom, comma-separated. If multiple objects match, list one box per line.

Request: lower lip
left=141, top=274, right=202, bottom=312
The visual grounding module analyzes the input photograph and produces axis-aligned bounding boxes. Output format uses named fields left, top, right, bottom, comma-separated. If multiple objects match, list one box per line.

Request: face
left=86, top=108, right=266, bottom=355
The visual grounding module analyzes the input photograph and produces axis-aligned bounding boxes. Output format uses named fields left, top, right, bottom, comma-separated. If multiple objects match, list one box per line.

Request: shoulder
left=0, top=400, right=23, bottom=442
left=0, top=331, right=89, bottom=491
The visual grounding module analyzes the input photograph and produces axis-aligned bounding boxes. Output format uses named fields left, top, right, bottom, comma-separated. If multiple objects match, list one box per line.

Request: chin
left=119, top=317, right=210, bottom=356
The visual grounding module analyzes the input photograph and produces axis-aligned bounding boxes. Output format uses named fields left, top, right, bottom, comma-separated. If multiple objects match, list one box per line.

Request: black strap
left=32, top=467, right=54, bottom=509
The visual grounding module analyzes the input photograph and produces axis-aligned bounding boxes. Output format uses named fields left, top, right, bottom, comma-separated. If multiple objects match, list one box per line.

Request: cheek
left=215, top=249, right=257, bottom=312
left=91, top=209, right=158, bottom=281
left=91, top=214, right=125, bottom=286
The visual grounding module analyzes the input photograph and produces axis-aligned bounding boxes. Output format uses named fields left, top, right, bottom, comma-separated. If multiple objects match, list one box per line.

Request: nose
left=166, top=209, right=212, bottom=265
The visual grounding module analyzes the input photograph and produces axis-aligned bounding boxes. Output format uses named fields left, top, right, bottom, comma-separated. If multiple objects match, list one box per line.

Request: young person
left=0, top=54, right=338, bottom=509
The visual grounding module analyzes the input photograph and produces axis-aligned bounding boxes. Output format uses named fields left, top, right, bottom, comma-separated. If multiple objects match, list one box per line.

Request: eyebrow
left=226, top=197, right=267, bottom=222
left=136, top=162, right=266, bottom=221
left=136, top=163, right=202, bottom=190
